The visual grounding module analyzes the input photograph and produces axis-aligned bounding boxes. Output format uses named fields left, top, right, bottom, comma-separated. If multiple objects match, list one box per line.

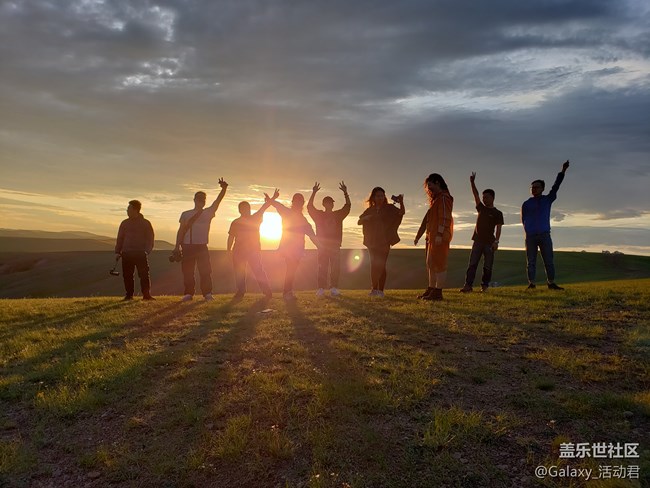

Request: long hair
left=366, top=186, right=387, bottom=207
left=424, top=173, right=449, bottom=206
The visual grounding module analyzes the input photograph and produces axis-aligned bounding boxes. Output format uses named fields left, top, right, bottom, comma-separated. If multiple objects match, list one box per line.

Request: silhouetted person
left=227, top=190, right=279, bottom=299
left=266, top=191, right=320, bottom=300
left=358, top=187, right=405, bottom=297
left=174, top=178, right=228, bottom=301
left=307, top=181, right=351, bottom=297
left=522, top=161, right=570, bottom=290
left=460, top=172, right=503, bottom=293
left=415, top=174, right=453, bottom=301
left=115, top=200, right=155, bottom=300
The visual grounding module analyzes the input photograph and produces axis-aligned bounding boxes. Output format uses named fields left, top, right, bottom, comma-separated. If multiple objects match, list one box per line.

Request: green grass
left=1, top=279, right=649, bottom=487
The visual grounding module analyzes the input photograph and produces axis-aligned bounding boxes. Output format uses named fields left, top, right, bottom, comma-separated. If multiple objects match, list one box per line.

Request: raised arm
left=264, top=190, right=290, bottom=216
left=470, top=172, right=481, bottom=207
left=207, top=177, right=228, bottom=212
left=397, top=194, right=405, bottom=216
left=307, top=182, right=320, bottom=215
left=339, top=181, right=351, bottom=206
left=548, top=160, right=569, bottom=201
left=253, top=188, right=279, bottom=217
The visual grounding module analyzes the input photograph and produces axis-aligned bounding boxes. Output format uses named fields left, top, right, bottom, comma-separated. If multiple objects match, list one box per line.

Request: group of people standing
left=114, top=161, right=570, bottom=301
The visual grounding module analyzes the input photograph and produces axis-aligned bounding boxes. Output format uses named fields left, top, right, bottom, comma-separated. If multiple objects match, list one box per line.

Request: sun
left=260, top=212, right=283, bottom=241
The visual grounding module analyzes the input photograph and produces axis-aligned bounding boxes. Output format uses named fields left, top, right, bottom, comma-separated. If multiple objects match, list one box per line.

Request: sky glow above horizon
left=1, top=0, right=649, bottom=255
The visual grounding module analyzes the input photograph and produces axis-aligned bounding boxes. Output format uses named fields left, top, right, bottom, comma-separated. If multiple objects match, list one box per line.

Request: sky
left=1, top=0, right=649, bottom=254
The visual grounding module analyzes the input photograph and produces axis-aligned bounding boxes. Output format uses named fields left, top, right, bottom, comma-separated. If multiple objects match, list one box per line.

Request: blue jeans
left=525, top=232, right=555, bottom=283
left=464, top=241, right=495, bottom=287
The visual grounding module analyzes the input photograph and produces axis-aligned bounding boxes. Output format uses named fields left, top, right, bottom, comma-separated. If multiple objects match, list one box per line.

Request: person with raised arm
left=174, top=178, right=228, bottom=301
left=459, top=172, right=504, bottom=293
left=307, top=181, right=351, bottom=297
left=227, top=189, right=279, bottom=300
left=358, top=187, right=405, bottom=298
left=265, top=190, right=320, bottom=301
left=522, top=160, right=570, bottom=290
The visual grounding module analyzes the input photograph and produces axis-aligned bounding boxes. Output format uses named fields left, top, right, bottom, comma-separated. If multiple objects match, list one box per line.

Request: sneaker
left=330, top=287, right=340, bottom=296
left=368, top=289, right=378, bottom=296
left=316, top=288, right=325, bottom=297
left=417, top=287, right=434, bottom=299
left=459, top=286, right=473, bottom=293
left=480, top=285, right=488, bottom=293
left=204, top=293, right=214, bottom=301
left=547, top=283, right=564, bottom=290
left=376, top=290, right=385, bottom=298
left=181, top=294, right=193, bottom=302
left=142, top=295, right=156, bottom=301
left=122, top=295, right=133, bottom=301
left=526, top=283, right=536, bottom=290
left=283, top=291, right=296, bottom=301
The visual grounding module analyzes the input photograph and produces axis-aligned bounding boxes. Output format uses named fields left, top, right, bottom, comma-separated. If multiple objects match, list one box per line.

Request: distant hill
left=0, top=229, right=174, bottom=252
left=0, top=249, right=648, bottom=298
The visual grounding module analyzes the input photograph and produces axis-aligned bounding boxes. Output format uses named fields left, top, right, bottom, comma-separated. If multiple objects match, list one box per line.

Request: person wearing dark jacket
left=115, top=200, right=155, bottom=300
left=521, top=160, right=570, bottom=290
left=358, top=187, right=405, bottom=297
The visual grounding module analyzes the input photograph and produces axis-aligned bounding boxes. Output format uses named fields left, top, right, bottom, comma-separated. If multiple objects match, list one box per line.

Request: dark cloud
left=1, top=0, right=648, bottom=252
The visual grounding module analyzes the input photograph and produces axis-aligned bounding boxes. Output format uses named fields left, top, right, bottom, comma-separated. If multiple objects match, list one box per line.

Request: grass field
left=1, top=280, right=649, bottom=487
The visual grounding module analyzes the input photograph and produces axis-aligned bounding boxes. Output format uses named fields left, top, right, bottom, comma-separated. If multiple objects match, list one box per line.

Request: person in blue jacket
left=521, top=160, right=570, bottom=290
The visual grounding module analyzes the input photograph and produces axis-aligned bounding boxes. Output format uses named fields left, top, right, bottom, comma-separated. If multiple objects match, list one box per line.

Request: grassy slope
left=1, top=249, right=649, bottom=298
left=1, top=280, right=649, bottom=487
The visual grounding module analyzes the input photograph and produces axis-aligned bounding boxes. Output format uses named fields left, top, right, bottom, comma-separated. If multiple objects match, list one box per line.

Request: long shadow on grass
left=2, top=301, right=202, bottom=390
left=80, top=296, right=272, bottom=485
left=283, top=298, right=418, bottom=486
left=10, top=295, right=274, bottom=486
left=0, top=299, right=125, bottom=338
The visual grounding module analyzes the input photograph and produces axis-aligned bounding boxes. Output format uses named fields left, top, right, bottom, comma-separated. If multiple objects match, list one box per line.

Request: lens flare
left=260, top=212, right=282, bottom=241
left=346, top=250, right=364, bottom=273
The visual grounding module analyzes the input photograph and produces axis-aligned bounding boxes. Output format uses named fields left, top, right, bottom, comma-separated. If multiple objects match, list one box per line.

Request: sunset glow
left=260, top=212, right=282, bottom=242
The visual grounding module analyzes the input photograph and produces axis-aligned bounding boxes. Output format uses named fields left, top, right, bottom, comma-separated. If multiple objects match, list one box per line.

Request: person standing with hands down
left=459, top=172, right=504, bottom=293
left=115, top=200, right=155, bottom=301
left=358, top=187, right=405, bottom=298
left=307, top=181, right=351, bottom=297
left=174, top=178, right=228, bottom=301
left=522, top=160, right=570, bottom=290
left=415, top=173, right=453, bottom=301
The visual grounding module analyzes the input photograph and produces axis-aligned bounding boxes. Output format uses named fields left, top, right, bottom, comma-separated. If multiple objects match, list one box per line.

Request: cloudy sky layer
left=1, top=0, right=649, bottom=254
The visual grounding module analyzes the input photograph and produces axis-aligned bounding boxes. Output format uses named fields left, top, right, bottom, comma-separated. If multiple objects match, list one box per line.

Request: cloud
left=1, top=0, right=649, bottom=253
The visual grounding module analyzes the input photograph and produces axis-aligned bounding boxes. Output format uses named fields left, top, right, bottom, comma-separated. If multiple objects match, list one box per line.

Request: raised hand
left=470, top=172, right=476, bottom=183
left=271, top=188, right=280, bottom=200
left=339, top=181, right=347, bottom=193
left=218, top=177, right=228, bottom=189
left=312, top=182, right=320, bottom=193
left=562, top=160, right=570, bottom=172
